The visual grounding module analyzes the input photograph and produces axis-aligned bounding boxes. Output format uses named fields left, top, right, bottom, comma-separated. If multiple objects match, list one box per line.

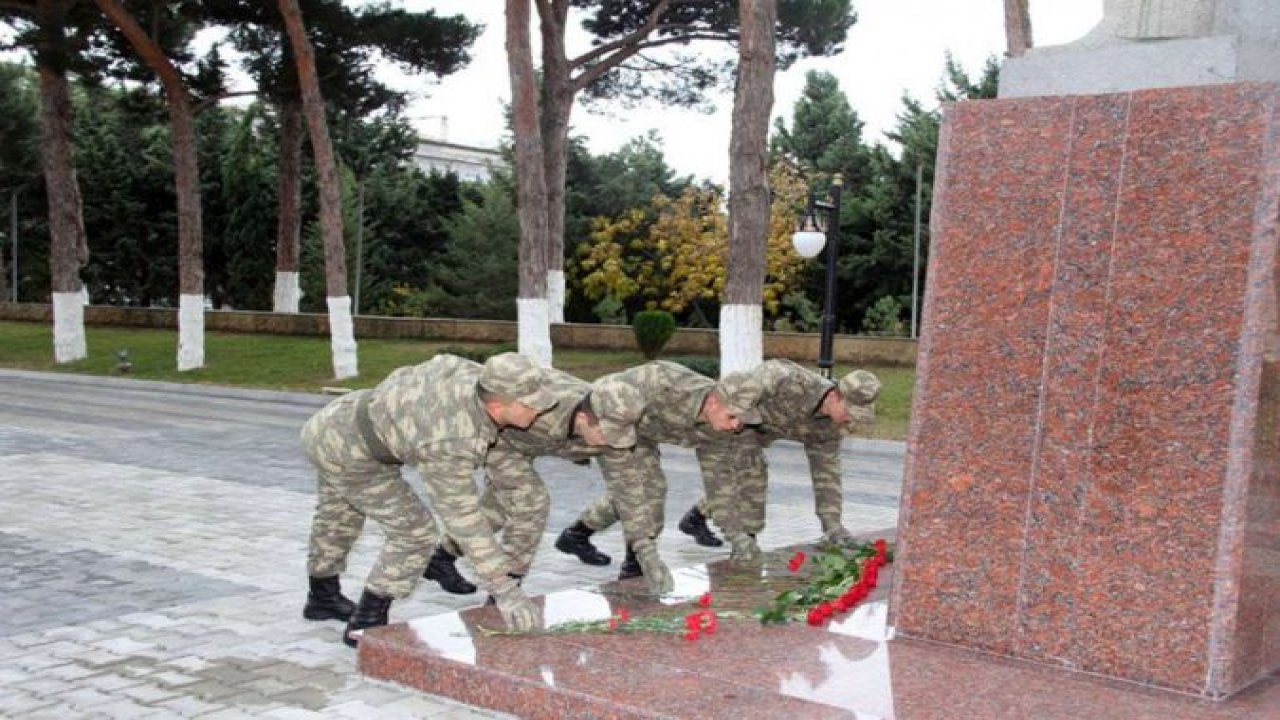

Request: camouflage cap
left=588, top=378, right=645, bottom=449
left=838, top=370, right=881, bottom=408
left=715, top=371, right=765, bottom=425
left=478, top=353, right=558, bottom=412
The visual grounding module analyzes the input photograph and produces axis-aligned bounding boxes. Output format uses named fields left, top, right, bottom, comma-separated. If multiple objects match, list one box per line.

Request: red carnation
left=700, top=611, right=718, bottom=634
left=697, top=592, right=713, bottom=608
left=617, top=608, right=631, bottom=623
left=788, top=551, right=807, bottom=573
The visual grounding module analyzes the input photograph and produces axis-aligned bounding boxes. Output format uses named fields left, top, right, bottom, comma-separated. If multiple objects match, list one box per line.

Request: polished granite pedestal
left=891, top=82, right=1280, bottom=698
left=356, top=548, right=1280, bottom=719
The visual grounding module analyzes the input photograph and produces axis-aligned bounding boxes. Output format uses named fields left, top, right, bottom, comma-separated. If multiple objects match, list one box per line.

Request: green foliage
left=434, top=342, right=518, bottom=363
left=773, top=292, right=820, bottom=333
left=667, top=355, right=719, bottom=379
left=574, top=0, right=855, bottom=107
left=592, top=295, right=627, bottom=325
left=861, top=295, right=907, bottom=336
left=412, top=179, right=519, bottom=320
left=631, top=309, right=676, bottom=359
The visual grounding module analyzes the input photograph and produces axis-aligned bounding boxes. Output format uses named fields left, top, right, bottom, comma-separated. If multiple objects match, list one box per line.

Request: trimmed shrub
left=632, top=310, right=677, bottom=359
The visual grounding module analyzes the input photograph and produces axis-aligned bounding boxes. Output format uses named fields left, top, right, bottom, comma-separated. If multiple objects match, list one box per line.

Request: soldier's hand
left=631, top=539, right=674, bottom=595
left=491, top=577, right=541, bottom=632
left=727, top=533, right=761, bottom=561
left=820, top=524, right=856, bottom=548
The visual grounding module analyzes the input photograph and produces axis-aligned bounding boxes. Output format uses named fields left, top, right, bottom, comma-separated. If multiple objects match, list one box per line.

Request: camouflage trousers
left=578, top=443, right=667, bottom=543
left=440, top=471, right=550, bottom=576
left=577, top=441, right=746, bottom=542
left=302, top=392, right=438, bottom=599
left=696, top=438, right=769, bottom=536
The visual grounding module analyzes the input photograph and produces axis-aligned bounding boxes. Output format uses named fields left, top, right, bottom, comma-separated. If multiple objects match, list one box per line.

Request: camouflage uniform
left=575, top=361, right=745, bottom=545
left=698, top=359, right=880, bottom=537
left=441, top=368, right=598, bottom=575
left=302, top=354, right=552, bottom=600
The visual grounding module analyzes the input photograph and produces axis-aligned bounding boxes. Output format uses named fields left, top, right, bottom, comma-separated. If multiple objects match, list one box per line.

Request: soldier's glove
left=727, top=532, right=761, bottom=561
left=491, top=577, right=541, bottom=632
left=819, top=524, right=856, bottom=548
left=631, top=539, right=674, bottom=595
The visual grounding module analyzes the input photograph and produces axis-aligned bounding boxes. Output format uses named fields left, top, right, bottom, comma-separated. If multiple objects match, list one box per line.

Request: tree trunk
left=95, top=0, right=205, bottom=371
left=35, top=1, right=88, bottom=363
left=540, top=5, right=572, bottom=324
left=273, top=96, right=303, bottom=313
left=720, top=0, right=776, bottom=375
left=507, top=0, right=552, bottom=366
left=0, top=192, right=9, bottom=304
left=1004, top=0, right=1033, bottom=57
left=278, top=0, right=357, bottom=379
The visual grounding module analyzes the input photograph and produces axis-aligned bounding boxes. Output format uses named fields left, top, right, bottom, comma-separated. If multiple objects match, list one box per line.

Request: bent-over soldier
left=553, top=361, right=761, bottom=594
left=300, top=353, right=556, bottom=646
left=433, top=367, right=641, bottom=587
left=680, top=360, right=881, bottom=550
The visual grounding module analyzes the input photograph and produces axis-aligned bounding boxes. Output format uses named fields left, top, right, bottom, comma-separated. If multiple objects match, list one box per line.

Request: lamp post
left=791, top=174, right=843, bottom=379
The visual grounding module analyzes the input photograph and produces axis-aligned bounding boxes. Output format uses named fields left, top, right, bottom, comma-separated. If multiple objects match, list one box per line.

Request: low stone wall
left=0, top=303, right=918, bottom=367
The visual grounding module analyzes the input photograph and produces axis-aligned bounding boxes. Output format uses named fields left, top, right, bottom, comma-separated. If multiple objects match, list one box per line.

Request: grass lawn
left=0, top=320, right=914, bottom=440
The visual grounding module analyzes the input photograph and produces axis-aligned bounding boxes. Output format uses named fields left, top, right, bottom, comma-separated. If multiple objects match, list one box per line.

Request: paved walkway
left=0, top=369, right=904, bottom=719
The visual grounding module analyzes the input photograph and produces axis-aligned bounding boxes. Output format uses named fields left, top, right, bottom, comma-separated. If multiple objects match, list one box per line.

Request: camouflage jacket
left=488, top=367, right=598, bottom=475
left=724, top=359, right=844, bottom=522
left=604, top=360, right=720, bottom=448
left=362, top=354, right=508, bottom=583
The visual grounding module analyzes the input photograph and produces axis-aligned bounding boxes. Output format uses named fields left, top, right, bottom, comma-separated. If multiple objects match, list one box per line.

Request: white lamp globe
left=791, top=230, right=826, bottom=258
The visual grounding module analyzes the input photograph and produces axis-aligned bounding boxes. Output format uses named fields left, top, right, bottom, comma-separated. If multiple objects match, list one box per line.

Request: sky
left=381, top=1, right=1104, bottom=184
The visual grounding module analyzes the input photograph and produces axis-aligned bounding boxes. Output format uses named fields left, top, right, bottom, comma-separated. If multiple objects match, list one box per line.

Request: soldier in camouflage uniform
left=300, top=353, right=557, bottom=647
left=678, top=360, right=882, bottom=550
left=432, top=367, right=641, bottom=587
left=553, top=361, right=763, bottom=594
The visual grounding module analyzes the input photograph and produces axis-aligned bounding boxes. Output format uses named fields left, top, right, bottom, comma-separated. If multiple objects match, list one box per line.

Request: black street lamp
left=791, top=174, right=843, bottom=379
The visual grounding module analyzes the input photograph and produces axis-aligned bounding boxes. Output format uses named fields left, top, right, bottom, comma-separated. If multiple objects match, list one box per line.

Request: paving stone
left=80, top=672, right=143, bottom=693
left=155, top=695, right=226, bottom=717
left=61, top=687, right=119, bottom=709
left=116, top=683, right=179, bottom=704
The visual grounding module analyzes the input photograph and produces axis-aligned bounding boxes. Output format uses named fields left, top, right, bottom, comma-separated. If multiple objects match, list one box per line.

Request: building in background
left=412, top=115, right=503, bottom=182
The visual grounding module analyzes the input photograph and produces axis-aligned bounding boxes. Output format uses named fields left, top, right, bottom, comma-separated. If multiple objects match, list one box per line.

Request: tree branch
left=571, top=31, right=734, bottom=93
left=569, top=0, right=672, bottom=69
left=194, top=89, right=259, bottom=114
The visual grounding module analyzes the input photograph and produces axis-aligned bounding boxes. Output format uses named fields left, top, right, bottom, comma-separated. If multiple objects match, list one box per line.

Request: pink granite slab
left=358, top=548, right=1279, bottom=719
left=891, top=82, right=1280, bottom=697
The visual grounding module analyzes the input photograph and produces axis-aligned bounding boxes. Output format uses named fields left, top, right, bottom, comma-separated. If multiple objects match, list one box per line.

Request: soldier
left=299, top=352, right=556, bottom=646
left=679, top=360, right=882, bottom=549
left=553, top=361, right=762, bottom=593
left=429, top=367, right=641, bottom=589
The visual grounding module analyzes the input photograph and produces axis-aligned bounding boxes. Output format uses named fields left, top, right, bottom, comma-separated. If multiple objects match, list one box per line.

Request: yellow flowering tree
left=575, top=162, right=811, bottom=322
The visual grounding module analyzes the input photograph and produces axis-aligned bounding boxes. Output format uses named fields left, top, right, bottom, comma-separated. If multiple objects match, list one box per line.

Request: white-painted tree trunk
left=327, top=295, right=359, bottom=379
left=547, top=270, right=565, bottom=324
left=272, top=271, right=301, bottom=313
left=52, top=291, right=86, bottom=363
left=718, top=303, right=762, bottom=376
left=518, top=297, right=553, bottom=368
left=177, top=294, right=205, bottom=371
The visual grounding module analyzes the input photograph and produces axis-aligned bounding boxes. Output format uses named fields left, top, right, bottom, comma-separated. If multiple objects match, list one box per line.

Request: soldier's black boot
left=678, top=505, right=724, bottom=547
left=303, top=575, right=356, bottom=622
left=342, top=589, right=393, bottom=648
left=618, top=545, right=643, bottom=580
left=423, top=548, right=478, bottom=595
left=555, top=521, right=612, bottom=566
